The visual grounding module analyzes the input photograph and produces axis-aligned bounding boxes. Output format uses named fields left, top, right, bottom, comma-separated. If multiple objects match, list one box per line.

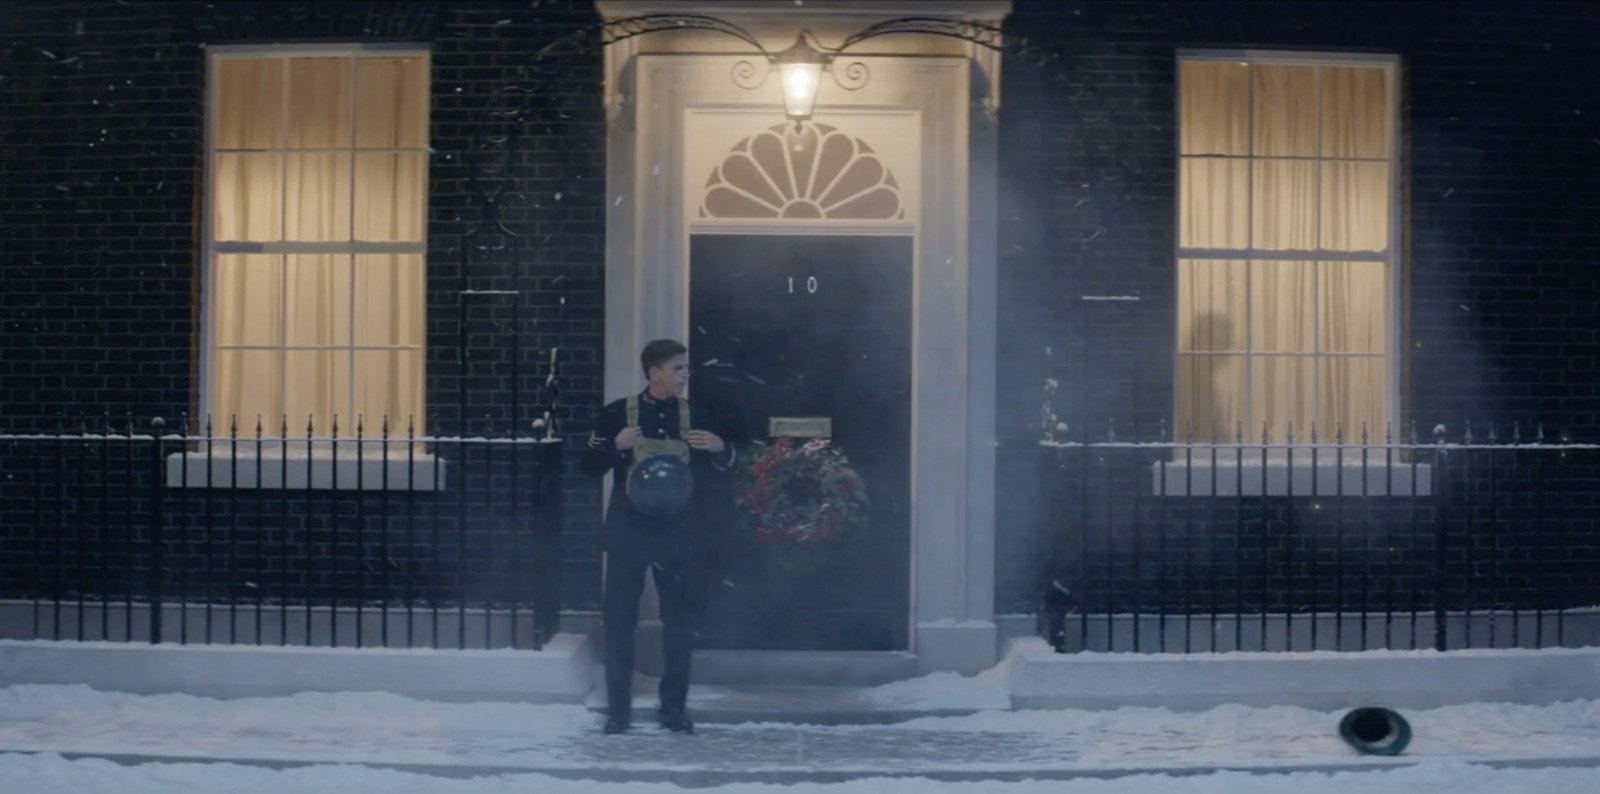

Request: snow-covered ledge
left=165, top=441, right=456, bottom=491
left=1151, top=458, right=1434, bottom=497
left=0, top=634, right=595, bottom=704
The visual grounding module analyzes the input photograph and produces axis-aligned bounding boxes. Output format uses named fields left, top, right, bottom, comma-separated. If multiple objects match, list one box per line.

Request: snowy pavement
left=2, top=684, right=1600, bottom=792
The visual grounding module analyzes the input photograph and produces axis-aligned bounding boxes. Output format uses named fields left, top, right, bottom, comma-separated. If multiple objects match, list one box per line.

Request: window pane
left=1178, top=353, right=1248, bottom=442
left=1251, top=159, right=1317, bottom=250
left=212, top=153, right=283, bottom=242
left=354, top=152, right=427, bottom=242
left=213, top=350, right=283, bottom=432
left=1319, top=261, right=1387, bottom=353
left=284, top=152, right=353, bottom=242
left=1250, top=260, right=1315, bottom=353
left=216, top=58, right=284, bottom=151
left=285, top=254, right=352, bottom=347
left=1178, top=258, right=1247, bottom=352
left=356, top=56, right=429, bottom=149
left=1320, top=161, right=1389, bottom=252
left=1179, top=61, right=1249, bottom=156
left=1250, top=355, right=1316, bottom=443
left=213, top=254, right=282, bottom=347
left=1252, top=64, right=1318, bottom=157
left=353, top=350, right=425, bottom=432
left=287, top=57, right=353, bottom=149
left=1322, top=66, right=1388, bottom=160
left=353, top=254, right=425, bottom=347
left=284, top=350, right=352, bottom=436
left=1179, top=158, right=1249, bottom=248
left=1320, top=355, right=1387, bottom=440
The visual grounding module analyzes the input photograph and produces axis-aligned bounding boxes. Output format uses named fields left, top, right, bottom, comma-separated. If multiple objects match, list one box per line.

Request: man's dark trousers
left=603, top=550, right=699, bottom=724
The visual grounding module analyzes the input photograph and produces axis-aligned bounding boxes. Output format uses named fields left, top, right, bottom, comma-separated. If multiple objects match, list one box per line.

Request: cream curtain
left=211, top=55, right=428, bottom=440
left=1177, top=60, right=1391, bottom=444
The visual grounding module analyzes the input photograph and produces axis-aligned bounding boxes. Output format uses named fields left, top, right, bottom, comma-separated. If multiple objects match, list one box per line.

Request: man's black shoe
left=603, top=716, right=630, bottom=735
left=659, top=710, right=695, bottom=734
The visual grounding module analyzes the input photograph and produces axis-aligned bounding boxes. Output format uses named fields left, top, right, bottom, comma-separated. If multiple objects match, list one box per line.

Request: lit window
left=205, top=47, right=430, bottom=440
left=1176, top=53, right=1396, bottom=446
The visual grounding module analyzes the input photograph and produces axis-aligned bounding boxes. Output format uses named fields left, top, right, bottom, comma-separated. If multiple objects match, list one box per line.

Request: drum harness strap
left=625, top=395, right=693, bottom=500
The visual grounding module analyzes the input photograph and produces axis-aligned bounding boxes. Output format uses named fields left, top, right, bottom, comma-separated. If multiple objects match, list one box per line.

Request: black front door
left=688, top=234, right=913, bottom=651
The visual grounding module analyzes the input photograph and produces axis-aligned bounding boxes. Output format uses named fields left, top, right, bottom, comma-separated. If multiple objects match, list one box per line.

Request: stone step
left=689, top=648, right=919, bottom=687
left=584, top=679, right=990, bottom=725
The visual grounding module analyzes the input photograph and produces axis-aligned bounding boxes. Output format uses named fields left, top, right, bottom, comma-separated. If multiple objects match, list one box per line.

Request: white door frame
left=600, top=15, right=1003, bottom=676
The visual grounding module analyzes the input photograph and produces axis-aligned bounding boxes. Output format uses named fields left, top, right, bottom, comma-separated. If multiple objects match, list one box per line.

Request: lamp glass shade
left=778, top=61, right=823, bottom=121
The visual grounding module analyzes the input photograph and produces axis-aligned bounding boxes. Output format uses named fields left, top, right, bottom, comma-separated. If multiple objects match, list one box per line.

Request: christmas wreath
left=737, top=437, right=870, bottom=561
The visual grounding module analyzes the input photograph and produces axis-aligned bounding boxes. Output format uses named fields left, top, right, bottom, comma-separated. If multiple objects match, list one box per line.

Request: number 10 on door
left=788, top=276, right=818, bottom=294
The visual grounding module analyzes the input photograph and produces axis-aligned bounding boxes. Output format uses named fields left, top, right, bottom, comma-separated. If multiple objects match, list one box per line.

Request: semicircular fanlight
left=701, top=122, right=904, bottom=221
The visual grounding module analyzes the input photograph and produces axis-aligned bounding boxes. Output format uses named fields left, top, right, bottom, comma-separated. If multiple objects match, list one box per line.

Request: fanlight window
left=701, top=122, right=904, bottom=220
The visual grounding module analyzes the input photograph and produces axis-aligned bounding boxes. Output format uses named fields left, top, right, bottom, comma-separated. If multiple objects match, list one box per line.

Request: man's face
left=649, top=354, right=690, bottom=396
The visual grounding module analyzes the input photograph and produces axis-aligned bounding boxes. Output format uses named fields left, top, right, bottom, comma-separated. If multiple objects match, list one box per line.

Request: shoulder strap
left=626, top=395, right=639, bottom=427
left=678, top=398, right=692, bottom=437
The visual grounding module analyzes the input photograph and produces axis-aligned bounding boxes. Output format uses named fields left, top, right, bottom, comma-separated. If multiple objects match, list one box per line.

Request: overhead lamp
left=772, top=32, right=830, bottom=127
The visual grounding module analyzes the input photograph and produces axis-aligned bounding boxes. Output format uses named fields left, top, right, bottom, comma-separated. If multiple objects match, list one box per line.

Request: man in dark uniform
left=580, top=339, right=736, bottom=735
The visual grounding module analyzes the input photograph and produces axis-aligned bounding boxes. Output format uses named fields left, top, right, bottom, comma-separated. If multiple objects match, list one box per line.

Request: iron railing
left=1037, top=422, right=1600, bottom=655
left=0, top=416, right=564, bottom=651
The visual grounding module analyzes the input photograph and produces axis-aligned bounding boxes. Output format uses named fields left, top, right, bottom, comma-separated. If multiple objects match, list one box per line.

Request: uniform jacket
left=580, top=390, right=737, bottom=560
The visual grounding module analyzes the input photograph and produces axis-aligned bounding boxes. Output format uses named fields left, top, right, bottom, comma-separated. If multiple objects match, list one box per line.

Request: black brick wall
left=994, top=0, right=1600, bottom=613
left=0, top=0, right=612, bottom=610
left=5, top=1, right=1598, bottom=625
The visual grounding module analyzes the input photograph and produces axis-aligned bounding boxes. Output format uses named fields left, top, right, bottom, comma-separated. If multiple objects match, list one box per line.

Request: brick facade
left=3, top=1, right=1597, bottom=623
left=994, top=0, right=1600, bottom=612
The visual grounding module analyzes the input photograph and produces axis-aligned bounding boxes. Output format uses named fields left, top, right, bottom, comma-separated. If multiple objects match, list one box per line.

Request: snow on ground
left=860, top=636, right=1023, bottom=711
left=5, top=754, right=1600, bottom=793
left=1, top=684, right=1598, bottom=792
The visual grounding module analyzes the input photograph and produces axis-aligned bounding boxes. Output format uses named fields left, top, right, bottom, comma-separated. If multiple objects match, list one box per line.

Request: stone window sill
left=1151, top=459, right=1433, bottom=497
left=165, top=451, right=448, bottom=491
